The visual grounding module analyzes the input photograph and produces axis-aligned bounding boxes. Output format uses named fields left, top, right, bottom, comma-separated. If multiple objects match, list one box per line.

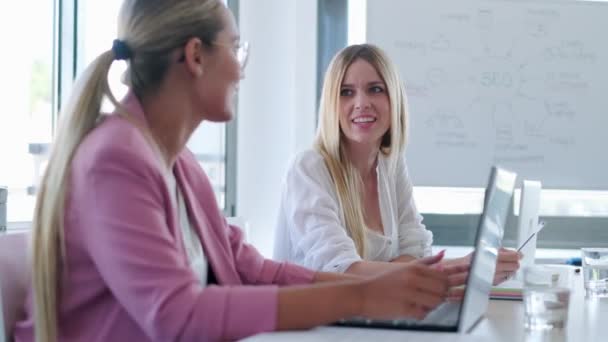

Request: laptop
left=515, top=180, right=542, bottom=276
left=336, top=166, right=517, bottom=333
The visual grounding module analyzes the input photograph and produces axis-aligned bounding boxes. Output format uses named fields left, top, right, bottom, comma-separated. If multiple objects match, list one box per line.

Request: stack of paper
left=490, top=279, right=523, bottom=300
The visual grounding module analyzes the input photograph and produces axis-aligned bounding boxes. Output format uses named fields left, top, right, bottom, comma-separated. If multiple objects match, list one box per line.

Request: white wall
left=237, top=0, right=318, bottom=257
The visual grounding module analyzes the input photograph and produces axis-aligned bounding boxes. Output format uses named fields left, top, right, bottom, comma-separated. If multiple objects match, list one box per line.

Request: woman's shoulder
left=73, top=115, right=158, bottom=174
left=283, top=148, right=337, bottom=189
left=289, top=148, right=327, bottom=173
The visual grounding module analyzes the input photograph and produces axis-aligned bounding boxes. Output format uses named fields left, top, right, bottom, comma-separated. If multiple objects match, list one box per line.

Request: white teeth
left=353, top=117, right=376, bottom=123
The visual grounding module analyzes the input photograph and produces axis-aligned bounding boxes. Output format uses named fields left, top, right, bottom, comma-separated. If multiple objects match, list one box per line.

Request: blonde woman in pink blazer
left=14, top=1, right=465, bottom=341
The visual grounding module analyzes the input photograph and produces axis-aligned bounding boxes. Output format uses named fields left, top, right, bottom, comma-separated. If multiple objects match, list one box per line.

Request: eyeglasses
left=214, top=40, right=250, bottom=70
left=177, top=40, right=250, bottom=70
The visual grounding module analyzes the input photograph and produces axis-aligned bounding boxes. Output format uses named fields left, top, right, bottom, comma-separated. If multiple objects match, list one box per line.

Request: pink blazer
left=14, top=93, right=315, bottom=342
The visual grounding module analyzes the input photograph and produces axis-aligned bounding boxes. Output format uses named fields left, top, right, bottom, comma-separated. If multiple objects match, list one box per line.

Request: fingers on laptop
left=413, top=264, right=450, bottom=293
left=378, top=264, right=450, bottom=318
left=407, top=304, right=431, bottom=321
left=408, top=266, right=450, bottom=308
left=409, top=289, right=444, bottom=312
left=416, top=250, right=446, bottom=266
left=447, top=286, right=466, bottom=302
left=430, top=262, right=468, bottom=287
left=366, top=264, right=448, bottom=315
left=447, top=271, right=468, bottom=287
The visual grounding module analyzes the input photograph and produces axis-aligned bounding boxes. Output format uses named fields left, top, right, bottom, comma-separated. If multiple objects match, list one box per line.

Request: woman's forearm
left=278, top=252, right=455, bottom=330
left=344, top=260, right=404, bottom=276
left=313, top=271, right=362, bottom=283
left=390, top=254, right=416, bottom=263
left=277, top=280, right=362, bottom=330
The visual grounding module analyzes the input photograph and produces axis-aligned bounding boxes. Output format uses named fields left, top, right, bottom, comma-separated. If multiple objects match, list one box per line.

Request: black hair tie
left=112, top=39, right=133, bottom=61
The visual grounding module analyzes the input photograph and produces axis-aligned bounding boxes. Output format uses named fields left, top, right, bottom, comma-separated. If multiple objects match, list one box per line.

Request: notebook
left=490, top=279, right=523, bottom=300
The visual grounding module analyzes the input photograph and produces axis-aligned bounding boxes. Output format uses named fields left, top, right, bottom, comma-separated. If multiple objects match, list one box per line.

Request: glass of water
left=581, top=248, right=608, bottom=298
left=523, top=265, right=571, bottom=330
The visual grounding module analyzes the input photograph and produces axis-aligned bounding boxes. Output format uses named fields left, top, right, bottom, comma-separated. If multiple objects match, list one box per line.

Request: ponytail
left=32, top=50, right=119, bottom=342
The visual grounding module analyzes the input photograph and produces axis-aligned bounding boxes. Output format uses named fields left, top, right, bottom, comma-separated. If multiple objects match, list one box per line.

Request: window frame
left=225, top=0, right=239, bottom=217
left=3, top=0, right=67, bottom=231
left=6, top=0, right=238, bottom=230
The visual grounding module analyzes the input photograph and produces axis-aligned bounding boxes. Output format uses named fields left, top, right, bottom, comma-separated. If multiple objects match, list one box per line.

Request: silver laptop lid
left=458, top=166, right=517, bottom=333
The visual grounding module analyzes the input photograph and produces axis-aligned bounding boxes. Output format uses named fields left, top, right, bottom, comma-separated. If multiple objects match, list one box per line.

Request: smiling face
left=338, top=59, right=391, bottom=149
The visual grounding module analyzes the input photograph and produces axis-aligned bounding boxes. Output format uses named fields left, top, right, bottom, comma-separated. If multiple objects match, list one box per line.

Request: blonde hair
left=314, top=44, right=409, bottom=257
left=32, top=1, right=224, bottom=341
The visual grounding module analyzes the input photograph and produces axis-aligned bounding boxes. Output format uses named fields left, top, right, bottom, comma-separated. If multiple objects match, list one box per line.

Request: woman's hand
left=493, top=247, right=522, bottom=285
left=358, top=252, right=454, bottom=320
left=431, top=256, right=470, bottom=302
left=433, top=257, right=469, bottom=288
left=438, top=247, right=522, bottom=288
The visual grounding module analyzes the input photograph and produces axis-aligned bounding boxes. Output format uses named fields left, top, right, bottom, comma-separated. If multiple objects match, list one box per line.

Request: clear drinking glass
left=523, top=265, right=571, bottom=330
left=581, top=248, right=608, bottom=298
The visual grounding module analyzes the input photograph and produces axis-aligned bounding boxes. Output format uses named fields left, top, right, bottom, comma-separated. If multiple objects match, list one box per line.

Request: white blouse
left=166, top=170, right=208, bottom=285
left=273, top=149, right=433, bottom=273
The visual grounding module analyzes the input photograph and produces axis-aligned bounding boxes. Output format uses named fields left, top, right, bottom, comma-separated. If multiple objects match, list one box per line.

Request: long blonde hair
left=32, top=1, right=224, bottom=341
left=314, top=44, right=409, bottom=257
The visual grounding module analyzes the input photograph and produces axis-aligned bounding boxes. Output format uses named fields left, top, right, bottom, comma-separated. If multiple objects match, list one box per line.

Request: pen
left=517, top=221, right=546, bottom=253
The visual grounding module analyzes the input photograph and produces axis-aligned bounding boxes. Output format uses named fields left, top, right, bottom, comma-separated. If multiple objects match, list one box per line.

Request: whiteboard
left=366, top=0, right=608, bottom=189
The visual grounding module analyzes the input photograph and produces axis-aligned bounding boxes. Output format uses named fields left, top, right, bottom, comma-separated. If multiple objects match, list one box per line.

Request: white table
left=243, top=272, right=608, bottom=342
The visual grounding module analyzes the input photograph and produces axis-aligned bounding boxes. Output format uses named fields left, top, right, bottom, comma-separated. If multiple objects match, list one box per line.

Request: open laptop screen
left=458, top=166, right=517, bottom=332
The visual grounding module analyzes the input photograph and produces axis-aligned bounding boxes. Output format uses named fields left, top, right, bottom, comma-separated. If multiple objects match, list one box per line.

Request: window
left=347, top=0, right=366, bottom=45
left=2, top=0, right=236, bottom=230
left=0, top=0, right=55, bottom=224
left=78, top=0, right=231, bottom=212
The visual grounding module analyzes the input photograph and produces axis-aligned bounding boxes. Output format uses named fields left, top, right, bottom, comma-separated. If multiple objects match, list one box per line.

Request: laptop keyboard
left=337, top=302, right=461, bottom=329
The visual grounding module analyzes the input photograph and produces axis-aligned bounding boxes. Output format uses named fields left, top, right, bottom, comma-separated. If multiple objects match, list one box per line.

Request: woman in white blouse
left=274, top=44, right=520, bottom=285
